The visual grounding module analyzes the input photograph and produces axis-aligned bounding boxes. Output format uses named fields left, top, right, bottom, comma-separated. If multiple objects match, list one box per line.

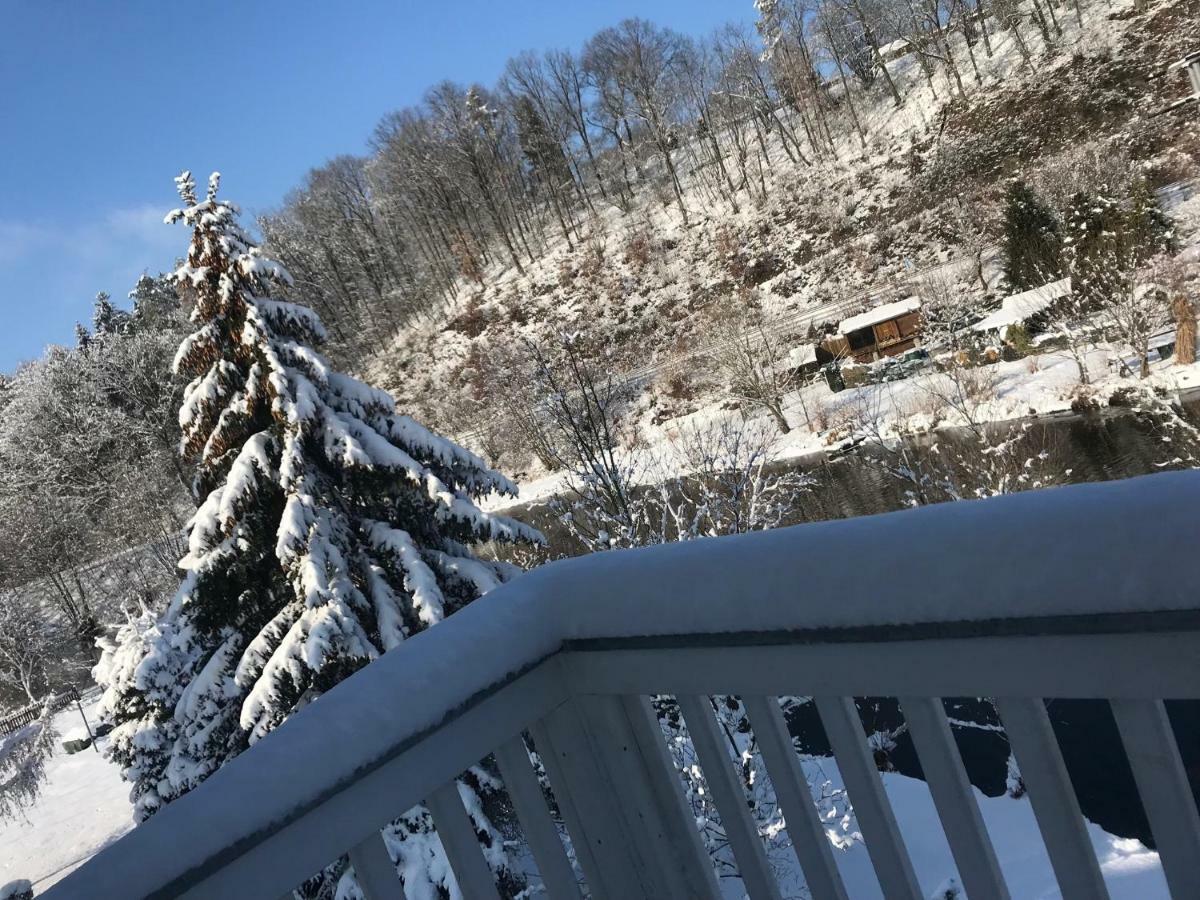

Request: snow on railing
left=45, top=471, right=1200, bottom=900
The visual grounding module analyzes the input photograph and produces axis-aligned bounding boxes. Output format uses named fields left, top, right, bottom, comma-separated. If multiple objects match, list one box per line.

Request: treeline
left=0, top=276, right=190, bottom=680
left=260, top=0, right=1059, bottom=362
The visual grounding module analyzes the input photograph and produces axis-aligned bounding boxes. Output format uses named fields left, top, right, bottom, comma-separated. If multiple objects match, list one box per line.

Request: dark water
left=511, top=403, right=1200, bottom=847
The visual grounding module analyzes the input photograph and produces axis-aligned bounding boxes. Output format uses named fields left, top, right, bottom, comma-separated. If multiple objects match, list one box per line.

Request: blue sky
left=0, top=1, right=755, bottom=372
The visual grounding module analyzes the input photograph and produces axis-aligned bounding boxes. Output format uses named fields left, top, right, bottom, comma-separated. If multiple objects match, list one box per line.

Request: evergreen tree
left=513, top=95, right=571, bottom=188
left=99, top=172, right=541, bottom=896
left=1124, top=176, right=1176, bottom=265
left=73, top=322, right=91, bottom=351
left=1061, top=190, right=1123, bottom=308
left=1002, top=179, right=1061, bottom=291
left=128, top=273, right=181, bottom=330
left=92, top=291, right=131, bottom=337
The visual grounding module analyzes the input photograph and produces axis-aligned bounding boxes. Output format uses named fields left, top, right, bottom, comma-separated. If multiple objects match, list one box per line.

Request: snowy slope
left=367, top=0, right=1200, bottom=485
left=0, top=700, right=132, bottom=893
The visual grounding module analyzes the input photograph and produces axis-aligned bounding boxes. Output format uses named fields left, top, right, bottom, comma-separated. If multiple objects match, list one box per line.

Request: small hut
left=876, top=38, right=913, bottom=63
left=776, top=343, right=821, bottom=381
left=820, top=297, right=921, bottom=364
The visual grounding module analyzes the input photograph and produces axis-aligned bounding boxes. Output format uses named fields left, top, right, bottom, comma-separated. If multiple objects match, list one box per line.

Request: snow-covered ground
left=0, top=700, right=132, bottom=893
left=485, top=347, right=1200, bottom=513
left=761, top=760, right=1167, bottom=900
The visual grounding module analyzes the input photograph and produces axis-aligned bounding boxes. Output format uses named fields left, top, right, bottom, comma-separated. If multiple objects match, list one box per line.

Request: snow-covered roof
left=877, top=38, right=911, bottom=56
left=785, top=344, right=817, bottom=368
left=971, top=278, right=1071, bottom=334
left=1148, top=327, right=1177, bottom=351
left=1168, top=51, right=1200, bottom=71
left=838, top=297, right=920, bottom=336
left=772, top=344, right=818, bottom=376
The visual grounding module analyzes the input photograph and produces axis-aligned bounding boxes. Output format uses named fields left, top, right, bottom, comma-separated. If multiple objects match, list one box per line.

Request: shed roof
left=786, top=343, right=818, bottom=367
left=838, top=297, right=920, bottom=335
left=971, top=278, right=1071, bottom=334
left=772, top=343, right=818, bottom=376
left=877, top=38, right=912, bottom=56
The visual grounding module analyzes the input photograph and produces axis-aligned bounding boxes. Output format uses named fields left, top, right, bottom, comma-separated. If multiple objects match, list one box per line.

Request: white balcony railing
left=45, top=471, right=1200, bottom=900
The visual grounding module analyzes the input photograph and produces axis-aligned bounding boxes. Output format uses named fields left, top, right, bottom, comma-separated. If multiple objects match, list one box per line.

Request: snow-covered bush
left=0, top=880, right=34, bottom=900
left=0, top=705, right=57, bottom=823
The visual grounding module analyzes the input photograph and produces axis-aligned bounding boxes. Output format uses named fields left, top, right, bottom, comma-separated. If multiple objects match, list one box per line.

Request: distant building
left=971, top=277, right=1072, bottom=340
left=876, top=38, right=913, bottom=64
left=1165, top=50, right=1200, bottom=112
left=775, top=343, right=821, bottom=381
left=820, top=297, right=921, bottom=363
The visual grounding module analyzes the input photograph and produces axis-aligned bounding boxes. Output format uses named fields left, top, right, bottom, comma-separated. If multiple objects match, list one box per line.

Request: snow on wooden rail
left=44, top=471, right=1200, bottom=900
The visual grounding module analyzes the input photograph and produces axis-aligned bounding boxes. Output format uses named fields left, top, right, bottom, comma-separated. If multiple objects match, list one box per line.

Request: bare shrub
left=709, top=296, right=796, bottom=434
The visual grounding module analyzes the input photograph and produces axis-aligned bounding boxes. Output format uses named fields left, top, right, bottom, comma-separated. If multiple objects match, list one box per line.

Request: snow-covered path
left=0, top=700, right=133, bottom=892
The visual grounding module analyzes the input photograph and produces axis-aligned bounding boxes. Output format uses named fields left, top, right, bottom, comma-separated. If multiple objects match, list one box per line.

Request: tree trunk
left=1174, top=294, right=1196, bottom=364
left=768, top=402, right=791, bottom=434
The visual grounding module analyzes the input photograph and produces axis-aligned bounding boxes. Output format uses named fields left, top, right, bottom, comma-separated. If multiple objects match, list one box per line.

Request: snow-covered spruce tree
left=92, top=291, right=131, bottom=338
left=100, top=172, right=541, bottom=897
left=1002, top=179, right=1061, bottom=292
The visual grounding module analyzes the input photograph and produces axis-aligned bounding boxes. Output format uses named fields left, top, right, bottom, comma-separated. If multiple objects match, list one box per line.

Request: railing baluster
left=676, top=694, right=783, bottom=900
left=347, top=830, right=402, bottom=900
left=425, top=781, right=501, bottom=900
left=572, top=695, right=676, bottom=898
left=815, top=696, right=922, bottom=900
left=528, top=716, right=610, bottom=897
left=1110, top=698, right=1200, bottom=899
left=994, top=698, right=1108, bottom=900
left=742, top=695, right=849, bottom=900
left=574, top=694, right=716, bottom=899
left=535, top=701, right=655, bottom=899
left=899, top=697, right=1010, bottom=900
left=493, top=735, right=583, bottom=899
left=618, top=695, right=723, bottom=900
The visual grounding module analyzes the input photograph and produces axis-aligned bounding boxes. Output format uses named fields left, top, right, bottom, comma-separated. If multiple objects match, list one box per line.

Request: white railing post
left=899, top=697, right=1010, bottom=900
left=1110, top=698, right=1200, bottom=899
left=612, top=694, right=724, bottom=899
left=676, top=694, right=783, bottom=900
left=993, top=698, right=1108, bottom=900
left=493, top=735, right=583, bottom=899
left=347, top=831, right=402, bottom=900
left=526, top=716, right=608, bottom=894
left=533, top=701, right=659, bottom=899
left=541, top=694, right=721, bottom=900
left=815, top=696, right=922, bottom=900
left=742, top=695, right=849, bottom=900
left=425, top=782, right=501, bottom=900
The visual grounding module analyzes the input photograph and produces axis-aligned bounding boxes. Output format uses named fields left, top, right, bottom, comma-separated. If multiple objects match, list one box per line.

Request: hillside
left=361, top=0, right=1200, bottom=482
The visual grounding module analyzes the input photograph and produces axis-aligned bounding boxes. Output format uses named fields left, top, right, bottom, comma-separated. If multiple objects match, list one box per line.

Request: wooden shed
left=821, top=297, right=921, bottom=364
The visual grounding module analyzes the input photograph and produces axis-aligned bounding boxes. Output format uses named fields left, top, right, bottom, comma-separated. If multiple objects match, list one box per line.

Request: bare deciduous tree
left=710, top=302, right=797, bottom=435
left=0, top=593, right=56, bottom=707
